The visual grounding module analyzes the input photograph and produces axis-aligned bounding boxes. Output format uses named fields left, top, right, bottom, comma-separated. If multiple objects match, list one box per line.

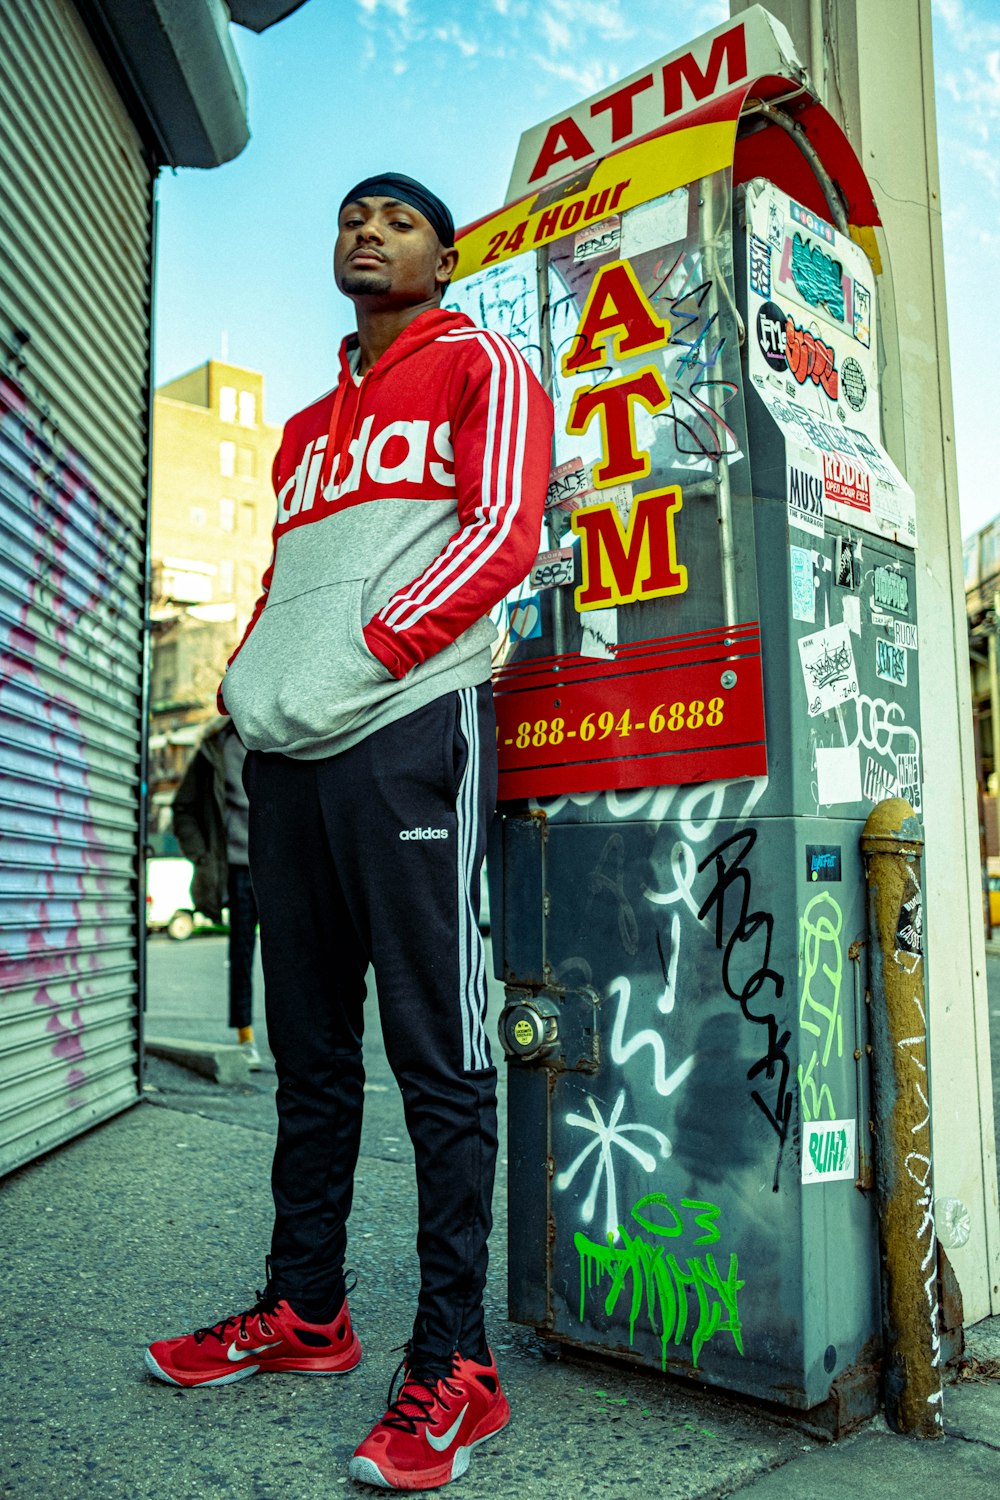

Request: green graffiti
left=789, top=232, right=845, bottom=321
left=574, top=1192, right=745, bottom=1370
left=797, top=892, right=844, bottom=1123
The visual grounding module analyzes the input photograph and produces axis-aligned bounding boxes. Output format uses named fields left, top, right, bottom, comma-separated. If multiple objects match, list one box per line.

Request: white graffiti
left=531, top=775, right=768, bottom=827
left=608, top=975, right=696, bottom=1098
left=641, top=839, right=701, bottom=920
left=896, top=979, right=942, bottom=1420
left=843, top=693, right=920, bottom=762
left=655, top=912, right=681, bottom=1015
left=554, top=1089, right=672, bottom=1241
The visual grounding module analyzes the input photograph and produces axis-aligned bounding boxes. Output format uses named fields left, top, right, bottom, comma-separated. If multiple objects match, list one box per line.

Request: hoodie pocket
left=346, top=579, right=392, bottom=683
left=223, top=576, right=396, bottom=751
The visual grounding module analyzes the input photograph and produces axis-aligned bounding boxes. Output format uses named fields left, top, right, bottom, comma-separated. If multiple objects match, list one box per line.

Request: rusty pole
left=861, top=798, right=943, bottom=1437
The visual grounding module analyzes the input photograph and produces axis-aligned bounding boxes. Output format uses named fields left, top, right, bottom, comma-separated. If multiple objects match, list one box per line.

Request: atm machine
left=445, top=5, right=921, bottom=1425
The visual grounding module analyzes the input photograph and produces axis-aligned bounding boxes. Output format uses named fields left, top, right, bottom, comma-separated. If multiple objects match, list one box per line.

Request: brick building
left=148, top=359, right=281, bottom=835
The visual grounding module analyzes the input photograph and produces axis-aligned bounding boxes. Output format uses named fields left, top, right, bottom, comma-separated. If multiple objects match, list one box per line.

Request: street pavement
left=1, top=935, right=999, bottom=1497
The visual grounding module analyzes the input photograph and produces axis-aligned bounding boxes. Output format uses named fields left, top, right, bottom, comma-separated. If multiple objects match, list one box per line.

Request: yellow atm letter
left=561, top=260, right=670, bottom=375
left=571, top=487, right=688, bottom=612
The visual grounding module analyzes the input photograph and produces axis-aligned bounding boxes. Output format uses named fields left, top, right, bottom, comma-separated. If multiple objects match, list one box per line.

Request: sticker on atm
left=786, top=460, right=824, bottom=537
left=798, top=622, right=859, bottom=716
left=574, top=216, right=621, bottom=262
left=802, top=1120, right=856, bottom=1185
left=806, top=845, right=842, bottom=882
left=512, top=1018, right=535, bottom=1047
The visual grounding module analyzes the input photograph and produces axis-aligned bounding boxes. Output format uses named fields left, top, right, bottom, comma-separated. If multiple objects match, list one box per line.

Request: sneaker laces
left=379, top=1344, right=462, bottom=1434
left=192, top=1285, right=283, bottom=1346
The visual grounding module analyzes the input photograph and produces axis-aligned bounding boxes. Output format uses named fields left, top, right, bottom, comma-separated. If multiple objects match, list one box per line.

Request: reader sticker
left=790, top=546, right=816, bottom=623
left=806, top=844, right=842, bottom=882
left=798, top=622, right=859, bottom=715
left=823, top=453, right=871, bottom=512
left=802, top=1120, right=856, bottom=1185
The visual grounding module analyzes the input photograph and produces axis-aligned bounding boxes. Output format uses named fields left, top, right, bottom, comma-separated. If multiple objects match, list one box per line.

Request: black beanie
left=339, top=173, right=456, bottom=248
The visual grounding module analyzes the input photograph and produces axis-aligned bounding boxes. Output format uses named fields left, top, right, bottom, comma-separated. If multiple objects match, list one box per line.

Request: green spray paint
left=797, top=891, right=845, bottom=1122
left=574, top=1192, right=745, bottom=1370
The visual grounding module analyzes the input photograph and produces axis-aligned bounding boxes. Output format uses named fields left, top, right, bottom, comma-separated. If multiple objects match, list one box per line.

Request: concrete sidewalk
left=2, top=1098, right=999, bottom=1500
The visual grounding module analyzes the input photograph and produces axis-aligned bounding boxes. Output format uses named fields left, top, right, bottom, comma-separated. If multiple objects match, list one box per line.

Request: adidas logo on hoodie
left=399, top=827, right=449, bottom=840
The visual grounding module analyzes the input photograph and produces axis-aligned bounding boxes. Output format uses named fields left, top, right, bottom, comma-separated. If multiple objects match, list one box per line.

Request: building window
left=219, top=385, right=237, bottom=422
left=219, top=497, right=235, bottom=532
left=238, top=391, right=256, bottom=427
left=189, top=505, right=207, bottom=527
left=220, top=440, right=235, bottom=477
left=219, top=558, right=234, bottom=596
left=237, top=445, right=256, bottom=480
left=240, top=501, right=257, bottom=536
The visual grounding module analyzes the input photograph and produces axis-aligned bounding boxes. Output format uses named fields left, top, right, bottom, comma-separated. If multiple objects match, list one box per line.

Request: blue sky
left=154, top=0, right=1000, bottom=534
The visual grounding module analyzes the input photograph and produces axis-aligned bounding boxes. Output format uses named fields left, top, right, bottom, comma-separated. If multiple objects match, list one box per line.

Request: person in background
left=171, top=717, right=261, bottom=1069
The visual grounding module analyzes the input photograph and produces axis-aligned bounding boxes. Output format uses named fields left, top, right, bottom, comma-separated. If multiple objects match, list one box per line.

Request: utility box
left=448, top=6, right=920, bottom=1422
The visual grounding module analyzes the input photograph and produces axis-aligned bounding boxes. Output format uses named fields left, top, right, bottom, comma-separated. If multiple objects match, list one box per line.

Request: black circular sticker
left=841, top=356, right=867, bottom=411
left=755, top=301, right=787, bottom=370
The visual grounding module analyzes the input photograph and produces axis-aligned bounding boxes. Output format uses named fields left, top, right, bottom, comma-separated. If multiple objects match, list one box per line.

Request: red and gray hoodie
left=220, top=308, right=553, bottom=759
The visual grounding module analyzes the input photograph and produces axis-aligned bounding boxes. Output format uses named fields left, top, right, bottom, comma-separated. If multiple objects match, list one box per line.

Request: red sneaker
left=145, top=1291, right=361, bottom=1387
left=349, top=1348, right=510, bottom=1490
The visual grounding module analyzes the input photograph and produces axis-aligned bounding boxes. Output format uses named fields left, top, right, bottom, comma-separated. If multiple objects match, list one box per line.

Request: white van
left=146, top=856, right=225, bottom=940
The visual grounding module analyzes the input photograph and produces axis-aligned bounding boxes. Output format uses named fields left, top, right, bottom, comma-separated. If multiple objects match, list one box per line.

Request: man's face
left=334, top=196, right=458, bottom=305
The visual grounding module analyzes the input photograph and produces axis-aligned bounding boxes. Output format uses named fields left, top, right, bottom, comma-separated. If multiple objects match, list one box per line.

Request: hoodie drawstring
left=318, top=367, right=366, bottom=497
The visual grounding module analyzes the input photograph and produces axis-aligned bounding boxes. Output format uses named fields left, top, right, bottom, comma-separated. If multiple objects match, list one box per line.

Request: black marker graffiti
left=696, top=829, right=792, bottom=1190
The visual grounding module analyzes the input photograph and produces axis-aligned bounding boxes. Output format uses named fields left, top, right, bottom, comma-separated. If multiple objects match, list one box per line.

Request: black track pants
left=244, top=683, right=498, bottom=1370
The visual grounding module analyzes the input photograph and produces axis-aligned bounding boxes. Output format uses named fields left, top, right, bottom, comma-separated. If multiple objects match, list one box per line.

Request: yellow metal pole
left=861, top=798, right=943, bottom=1437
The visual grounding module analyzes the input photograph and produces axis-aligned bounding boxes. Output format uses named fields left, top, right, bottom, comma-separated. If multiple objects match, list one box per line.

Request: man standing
left=145, top=173, right=552, bottom=1491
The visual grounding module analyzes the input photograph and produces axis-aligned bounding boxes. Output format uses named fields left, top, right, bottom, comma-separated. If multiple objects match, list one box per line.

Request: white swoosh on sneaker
left=227, top=1340, right=281, bottom=1363
left=425, top=1404, right=469, bottom=1452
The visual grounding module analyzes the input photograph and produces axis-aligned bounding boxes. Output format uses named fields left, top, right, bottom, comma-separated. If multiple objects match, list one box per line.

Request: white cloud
left=356, top=0, right=411, bottom=16
left=954, top=140, right=1000, bottom=195
left=933, top=0, right=1000, bottom=51
left=547, top=0, right=635, bottom=43
left=540, top=10, right=572, bottom=53
left=433, top=21, right=480, bottom=58
left=530, top=51, right=615, bottom=97
left=941, top=49, right=1000, bottom=143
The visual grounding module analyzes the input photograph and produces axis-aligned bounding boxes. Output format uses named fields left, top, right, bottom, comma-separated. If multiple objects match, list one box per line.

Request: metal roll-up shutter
left=0, top=0, right=153, bottom=1173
